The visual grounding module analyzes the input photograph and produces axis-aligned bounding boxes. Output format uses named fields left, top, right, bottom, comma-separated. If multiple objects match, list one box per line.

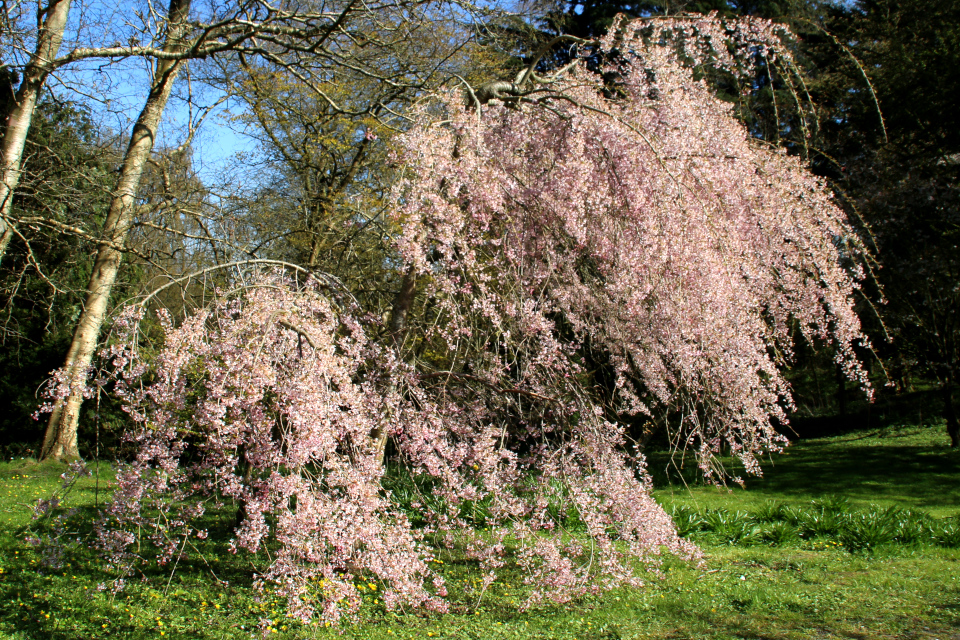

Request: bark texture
left=0, top=0, right=73, bottom=266
left=41, top=0, right=192, bottom=461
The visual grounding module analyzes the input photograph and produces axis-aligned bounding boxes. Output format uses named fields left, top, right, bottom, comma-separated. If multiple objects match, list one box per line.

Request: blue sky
left=37, top=0, right=258, bottom=184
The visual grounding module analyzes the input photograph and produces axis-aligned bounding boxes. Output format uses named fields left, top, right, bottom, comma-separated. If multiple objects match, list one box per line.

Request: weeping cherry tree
left=40, top=13, right=872, bottom=625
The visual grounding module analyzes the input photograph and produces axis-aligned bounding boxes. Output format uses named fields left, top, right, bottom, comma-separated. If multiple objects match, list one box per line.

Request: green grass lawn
left=650, top=422, right=960, bottom=517
left=0, top=422, right=957, bottom=640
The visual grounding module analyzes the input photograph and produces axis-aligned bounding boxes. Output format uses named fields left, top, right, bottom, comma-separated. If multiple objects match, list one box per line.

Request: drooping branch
left=420, top=370, right=559, bottom=403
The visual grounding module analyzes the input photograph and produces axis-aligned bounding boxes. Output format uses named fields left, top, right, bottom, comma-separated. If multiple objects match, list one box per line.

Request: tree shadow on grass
left=649, top=429, right=960, bottom=514
left=742, top=440, right=960, bottom=512
left=0, top=499, right=262, bottom=639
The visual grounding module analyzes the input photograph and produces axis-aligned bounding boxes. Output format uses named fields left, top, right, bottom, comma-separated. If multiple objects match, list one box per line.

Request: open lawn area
left=651, top=423, right=960, bottom=517
left=0, top=423, right=957, bottom=640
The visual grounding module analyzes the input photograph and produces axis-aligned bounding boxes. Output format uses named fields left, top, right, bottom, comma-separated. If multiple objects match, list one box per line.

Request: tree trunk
left=0, top=0, right=73, bottom=267
left=0, top=228, right=11, bottom=264
left=41, top=0, right=192, bottom=461
left=371, top=266, right=417, bottom=466
left=944, top=383, right=959, bottom=448
left=388, top=265, right=417, bottom=342
left=835, top=362, right=846, bottom=417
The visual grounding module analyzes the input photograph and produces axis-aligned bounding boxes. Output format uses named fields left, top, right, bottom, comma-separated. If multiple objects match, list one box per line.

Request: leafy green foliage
left=933, top=519, right=960, bottom=549
left=0, top=99, right=116, bottom=456
left=759, top=521, right=799, bottom=546
left=670, top=500, right=960, bottom=552
left=669, top=505, right=704, bottom=537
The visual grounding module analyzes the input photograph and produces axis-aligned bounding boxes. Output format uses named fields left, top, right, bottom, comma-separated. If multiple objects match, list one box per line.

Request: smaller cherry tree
left=92, top=273, right=452, bottom=620
left=38, top=13, right=871, bottom=625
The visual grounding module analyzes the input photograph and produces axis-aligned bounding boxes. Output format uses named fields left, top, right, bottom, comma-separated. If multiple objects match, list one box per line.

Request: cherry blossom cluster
left=69, top=268, right=699, bottom=622
left=89, top=280, right=457, bottom=623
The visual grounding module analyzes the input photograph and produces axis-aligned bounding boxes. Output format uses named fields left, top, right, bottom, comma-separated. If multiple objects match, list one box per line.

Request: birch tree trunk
left=41, top=0, right=192, bottom=461
left=0, top=0, right=73, bottom=266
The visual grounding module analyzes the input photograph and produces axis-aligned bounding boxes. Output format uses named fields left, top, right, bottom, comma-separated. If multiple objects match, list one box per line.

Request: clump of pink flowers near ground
left=39, top=13, right=870, bottom=625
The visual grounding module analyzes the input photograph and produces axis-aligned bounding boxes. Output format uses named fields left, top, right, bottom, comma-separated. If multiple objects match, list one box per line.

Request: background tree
left=812, top=0, right=960, bottom=443
left=0, top=98, right=114, bottom=455
left=40, top=0, right=196, bottom=460
left=39, top=0, right=498, bottom=460
left=0, top=0, right=73, bottom=262
left=216, top=6, right=510, bottom=305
